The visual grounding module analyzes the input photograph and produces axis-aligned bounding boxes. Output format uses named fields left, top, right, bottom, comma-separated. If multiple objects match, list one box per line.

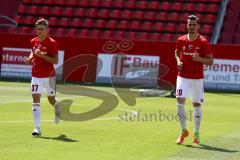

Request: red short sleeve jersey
left=31, top=36, right=58, bottom=78
left=176, top=34, right=212, bottom=79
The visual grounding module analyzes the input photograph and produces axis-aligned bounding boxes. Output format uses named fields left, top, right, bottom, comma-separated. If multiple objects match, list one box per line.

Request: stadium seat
left=179, top=13, right=189, bottom=22
left=59, top=17, right=71, bottom=27
left=208, top=4, right=219, bottom=13
left=67, top=28, right=79, bottom=37
left=79, top=29, right=90, bottom=37
left=151, top=33, right=161, bottom=41
left=79, top=0, right=90, bottom=7
left=29, top=6, right=40, bottom=15
left=91, top=0, right=101, bottom=8
left=98, top=9, right=110, bottom=19
left=184, top=3, right=195, bottom=12
left=32, top=0, right=44, bottom=5
left=125, top=0, right=136, bottom=9
left=114, top=0, right=124, bottom=9
left=87, top=8, right=98, bottom=18
left=142, top=22, right=153, bottom=31
left=14, top=15, right=23, bottom=25
left=55, top=28, right=66, bottom=37
left=201, top=25, right=213, bottom=34
left=65, top=0, right=78, bottom=6
left=116, top=31, right=126, bottom=39
left=148, top=1, right=160, bottom=10
left=118, top=20, right=129, bottom=30
left=8, top=26, right=18, bottom=34
left=122, top=10, right=133, bottom=20
left=137, top=1, right=148, bottom=10
left=102, top=0, right=113, bottom=8
left=139, top=32, right=150, bottom=40
left=127, top=31, right=137, bottom=40
left=169, top=12, right=180, bottom=22
left=161, top=2, right=171, bottom=11
left=71, top=18, right=82, bottom=28
left=51, top=7, right=62, bottom=17
left=24, top=16, right=35, bottom=25
left=110, top=9, right=121, bottom=19
left=17, top=4, right=28, bottom=15
left=162, top=34, right=173, bottom=42
left=204, top=14, right=216, bottom=24
left=156, top=12, right=168, bottom=21
left=178, top=23, right=187, bottom=33
left=42, top=0, right=55, bottom=5
left=195, top=4, right=207, bottom=13
left=19, top=26, right=32, bottom=35
left=135, top=11, right=144, bottom=20
left=22, top=0, right=31, bottom=4
left=91, top=29, right=102, bottom=38
left=57, top=0, right=65, bottom=6
left=63, top=7, right=73, bottom=17
left=83, top=19, right=95, bottom=28
left=95, top=19, right=106, bottom=29
left=74, top=8, right=86, bottom=18
left=145, top=11, right=156, bottom=21
left=40, top=6, right=51, bottom=16
left=130, top=21, right=141, bottom=31
left=49, top=17, right=58, bottom=27
left=172, top=3, right=182, bottom=11
left=166, top=23, right=177, bottom=33
left=102, top=30, right=114, bottom=39
left=154, top=22, right=164, bottom=32
left=106, top=20, right=118, bottom=29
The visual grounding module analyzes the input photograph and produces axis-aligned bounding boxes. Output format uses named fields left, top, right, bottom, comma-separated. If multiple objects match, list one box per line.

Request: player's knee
left=47, top=97, right=56, bottom=105
left=192, top=102, right=201, bottom=107
left=177, top=98, right=186, bottom=105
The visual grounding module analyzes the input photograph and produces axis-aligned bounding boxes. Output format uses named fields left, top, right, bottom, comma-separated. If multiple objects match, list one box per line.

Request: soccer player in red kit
left=175, top=15, right=213, bottom=145
left=25, top=19, right=61, bottom=136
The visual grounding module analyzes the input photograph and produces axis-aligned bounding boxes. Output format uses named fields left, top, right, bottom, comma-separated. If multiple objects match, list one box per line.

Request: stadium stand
left=4, top=0, right=223, bottom=42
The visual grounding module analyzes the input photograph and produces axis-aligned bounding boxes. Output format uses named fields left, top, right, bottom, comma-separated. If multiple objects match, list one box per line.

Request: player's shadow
left=183, top=144, right=239, bottom=153
left=39, top=134, right=79, bottom=142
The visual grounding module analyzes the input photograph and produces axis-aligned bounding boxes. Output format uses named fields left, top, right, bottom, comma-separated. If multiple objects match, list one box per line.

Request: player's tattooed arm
left=34, top=49, right=58, bottom=64
left=192, top=52, right=213, bottom=65
left=175, top=49, right=183, bottom=71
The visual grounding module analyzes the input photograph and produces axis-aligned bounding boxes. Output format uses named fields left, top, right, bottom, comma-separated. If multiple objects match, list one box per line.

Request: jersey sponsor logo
left=182, top=52, right=198, bottom=56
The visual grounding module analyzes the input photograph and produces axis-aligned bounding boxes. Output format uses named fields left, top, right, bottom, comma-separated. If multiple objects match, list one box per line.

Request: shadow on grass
left=183, top=144, right=239, bottom=153
left=39, top=134, right=79, bottom=142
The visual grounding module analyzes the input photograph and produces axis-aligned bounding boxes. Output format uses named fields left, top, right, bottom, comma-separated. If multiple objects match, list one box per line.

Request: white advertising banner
left=96, top=53, right=160, bottom=85
left=1, top=47, right=64, bottom=80
left=204, top=59, right=240, bottom=91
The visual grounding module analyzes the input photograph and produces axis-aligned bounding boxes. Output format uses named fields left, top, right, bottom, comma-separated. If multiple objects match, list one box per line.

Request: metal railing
left=0, top=15, right=18, bottom=33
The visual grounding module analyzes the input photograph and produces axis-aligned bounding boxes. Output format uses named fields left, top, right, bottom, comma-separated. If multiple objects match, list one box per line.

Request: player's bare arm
left=192, top=53, right=213, bottom=65
left=175, top=49, right=183, bottom=70
left=34, top=49, right=58, bottom=64
left=25, top=52, right=34, bottom=64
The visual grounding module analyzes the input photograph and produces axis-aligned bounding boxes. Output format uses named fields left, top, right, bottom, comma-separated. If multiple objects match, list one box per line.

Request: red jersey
left=176, top=34, right=212, bottom=79
left=30, top=36, right=58, bottom=78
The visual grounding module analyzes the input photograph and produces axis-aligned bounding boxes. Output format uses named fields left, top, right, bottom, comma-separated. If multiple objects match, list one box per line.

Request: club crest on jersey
left=188, top=45, right=193, bottom=50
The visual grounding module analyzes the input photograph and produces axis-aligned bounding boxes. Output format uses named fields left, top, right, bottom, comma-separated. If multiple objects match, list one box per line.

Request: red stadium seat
left=106, top=20, right=118, bottom=29
left=114, top=0, right=124, bottom=9
left=161, top=2, right=171, bottom=11
left=110, top=10, right=121, bottom=19
left=95, top=19, right=106, bottom=29
left=91, top=0, right=101, bottom=8
left=55, top=28, right=66, bottom=37
left=87, top=8, right=97, bottom=18
left=59, top=17, right=71, bottom=27
left=17, top=4, right=28, bottom=15
left=195, top=4, right=207, bottom=13
left=122, top=10, right=133, bottom=20
left=154, top=22, right=164, bottom=32
left=118, top=20, right=129, bottom=30
left=204, top=14, right=216, bottom=24
left=166, top=23, right=177, bottom=33
left=42, top=0, right=54, bottom=5
left=65, top=0, right=78, bottom=6
left=67, top=28, right=79, bottom=37
left=151, top=33, right=161, bottom=41
left=201, top=25, right=213, bottom=34
left=51, top=7, right=62, bottom=17
left=162, top=34, right=173, bottom=42
left=91, top=29, right=102, bottom=38
left=57, top=0, right=65, bottom=6
left=178, top=23, right=187, bottom=33
left=145, top=11, right=156, bottom=21
left=8, top=26, right=18, bottom=34
left=98, top=9, right=110, bottom=19
left=102, top=0, right=113, bottom=8
left=74, top=8, right=86, bottom=18
left=32, top=0, right=44, bottom=5
left=22, top=0, right=31, bottom=4
left=14, top=15, right=23, bottom=25
left=172, top=2, right=182, bottom=11
left=148, top=1, right=160, bottom=10
left=102, top=30, right=114, bottom=39
left=137, top=1, right=148, bottom=10
left=40, top=6, right=51, bottom=16
left=29, top=6, right=40, bottom=15
left=169, top=12, right=180, bottom=22
left=135, top=11, right=144, bottom=20
left=208, top=4, right=219, bottom=13
left=131, top=21, right=141, bottom=31
left=79, top=29, right=90, bottom=37
left=24, top=16, right=35, bottom=25
left=116, top=31, right=126, bottom=39
left=125, top=0, right=136, bottom=9
left=49, top=17, right=58, bottom=27
left=127, top=31, right=137, bottom=40
left=142, top=22, right=153, bottom=31
left=79, top=0, right=90, bottom=7
left=184, top=3, right=195, bottom=12
left=139, top=32, right=150, bottom=40
left=63, top=7, right=73, bottom=17
left=71, top=18, right=82, bottom=28
left=195, top=14, right=204, bottom=22
left=179, top=13, right=189, bottom=22
left=156, top=12, right=168, bottom=21
left=84, top=19, right=95, bottom=28
left=19, top=26, right=32, bottom=35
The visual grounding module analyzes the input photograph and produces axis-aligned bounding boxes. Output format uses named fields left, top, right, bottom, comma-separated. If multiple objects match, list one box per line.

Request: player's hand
left=25, top=57, right=33, bottom=64
left=34, top=49, right=42, bottom=57
left=192, top=51, right=201, bottom=62
left=177, top=61, right=183, bottom=71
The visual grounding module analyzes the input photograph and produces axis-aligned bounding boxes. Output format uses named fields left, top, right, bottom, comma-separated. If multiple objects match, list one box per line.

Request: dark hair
left=188, top=15, right=200, bottom=24
left=35, top=19, right=49, bottom=26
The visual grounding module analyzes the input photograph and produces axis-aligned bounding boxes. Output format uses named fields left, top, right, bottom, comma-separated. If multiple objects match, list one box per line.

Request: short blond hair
left=35, top=18, right=49, bottom=26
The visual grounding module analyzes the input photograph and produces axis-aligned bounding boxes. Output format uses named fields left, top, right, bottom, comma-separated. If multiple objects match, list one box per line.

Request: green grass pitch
left=0, top=81, right=239, bottom=160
